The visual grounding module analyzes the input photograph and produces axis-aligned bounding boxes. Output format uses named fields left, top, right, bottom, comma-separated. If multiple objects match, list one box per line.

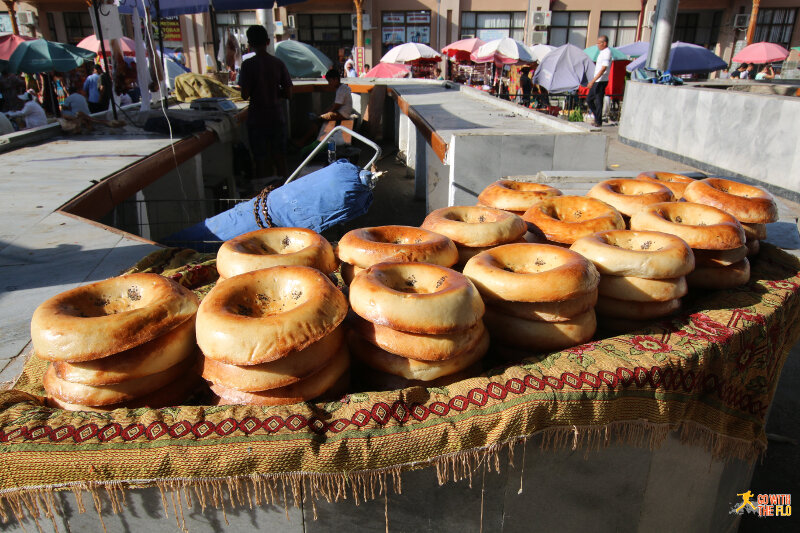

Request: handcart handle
left=285, top=125, right=382, bottom=185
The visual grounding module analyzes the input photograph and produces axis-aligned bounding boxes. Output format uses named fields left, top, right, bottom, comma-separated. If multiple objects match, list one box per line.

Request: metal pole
left=155, top=0, right=166, bottom=73
left=92, top=0, right=118, bottom=120
left=645, top=0, right=679, bottom=72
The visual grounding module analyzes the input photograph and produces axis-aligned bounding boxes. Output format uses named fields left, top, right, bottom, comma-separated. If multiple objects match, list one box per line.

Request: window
left=382, top=11, right=430, bottom=56
left=460, top=12, right=526, bottom=41
left=754, top=8, right=797, bottom=48
left=549, top=11, right=589, bottom=48
left=674, top=13, right=698, bottom=44
left=297, top=13, right=353, bottom=63
left=599, top=11, right=638, bottom=47
left=63, top=12, right=94, bottom=44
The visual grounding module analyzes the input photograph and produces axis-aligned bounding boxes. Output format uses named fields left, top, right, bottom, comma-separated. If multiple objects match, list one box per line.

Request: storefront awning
left=117, top=0, right=210, bottom=18
left=211, top=0, right=308, bottom=10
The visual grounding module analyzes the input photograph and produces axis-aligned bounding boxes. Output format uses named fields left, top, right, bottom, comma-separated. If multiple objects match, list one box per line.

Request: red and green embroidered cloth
left=1, top=244, right=799, bottom=515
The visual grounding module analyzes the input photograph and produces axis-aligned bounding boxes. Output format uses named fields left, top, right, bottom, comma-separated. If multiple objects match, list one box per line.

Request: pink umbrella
left=442, top=38, right=485, bottom=62
left=77, top=35, right=137, bottom=56
left=732, top=42, right=790, bottom=64
left=471, top=37, right=535, bottom=65
left=365, top=62, right=412, bottom=78
left=0, top=34, right=34, bottom=61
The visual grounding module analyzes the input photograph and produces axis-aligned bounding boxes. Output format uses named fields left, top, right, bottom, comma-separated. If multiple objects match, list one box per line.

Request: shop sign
left=407, top=26, right=430, bottom=44
left=382, top=13, right=405, bottom=24
left=382, top=27, right=405, bottom=44
left=406, top=12, right=430, bottom=24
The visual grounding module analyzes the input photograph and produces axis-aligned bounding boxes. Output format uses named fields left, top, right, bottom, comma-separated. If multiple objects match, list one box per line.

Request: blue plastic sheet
left=164, top=160, right=373, bottom=250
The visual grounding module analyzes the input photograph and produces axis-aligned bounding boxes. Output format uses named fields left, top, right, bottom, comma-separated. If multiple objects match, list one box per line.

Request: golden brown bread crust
left=44, top=355, right=196, bottom=406
left=196, top=266, right=347, bottom=365
left=487, top=289, right=597, bottom=322
left=742, top=223, right=767, bottom=241
left=347, top=329, right=489, bottom=381
left=686, top=258, right=750, bottom=289
left=636, top=172, right=694, bottom=199
left=47, top=372, right=204, bottom=412
left=629, top=202, right=745, bottom=250
left=210, top=345, right=349, bottom=405
left=350, top=314, right=486, bottom=361
left=337, top=225, right=458, bottom=269
left=32, top=273, right=199, bottom=362
left=421, top=206, right=527, bottom=248
left=570, top=229, right=694, bottom=279
left=217, top=227, right=338, bottom=278
left=693, top=245, right=748, bottom=268
left=483, top=308, right=596, bottom=352
left=53, top=317, right=196, bottom=385
left=353, top=363, right=482, bottom=391
left=746, top=239, right=760, bottom=257
left=349, top=262, right=485, bottom=334
left=455, top=238, right=526, bottom=269
left=200, top=326, right=344, bottom=391
left=463, top=243, right=599, bottom=303
left=683, top=178, right=778, bottom=224
left=595, top=295, right=681, bottom=320
left=522, top=196, right=625, bottom=245
left=340, top=262, right=364, bottom=285
left=477, top=180, right=562, bottom=212
left=598, top=275, right=687, bottom=302
left=587, top=179, right=675, bottom=217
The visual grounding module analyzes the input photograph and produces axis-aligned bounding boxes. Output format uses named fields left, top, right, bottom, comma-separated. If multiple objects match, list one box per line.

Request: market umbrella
left=626, top=41, right=726, bottom=74
left=77, top=35, right=137, bottom=56
left=732, top=42, right=790, bottom=64
left=529, top=44, right=555, bottom=62
left=531, top=43, right=594, bottom=93
left=381, top=42, right=441, bottom=64
left=471, top=37, right=535, bottom=64
left=364, top=62, right=412, bottom=78
left=441, top=37, right=485, bottom=62
left=584, top=44, right=628, bottom=61
left=0, top=33, right=34, bottom=61
left=274, top=40, right=332, bottom=78
left=7, top=39, right=96, bottom=74
left=617, top=41, right=649, bottom=57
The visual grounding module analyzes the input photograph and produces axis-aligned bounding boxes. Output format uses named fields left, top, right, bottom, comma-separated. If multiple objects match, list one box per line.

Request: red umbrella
left=442, top=38, right=485, bottom=62
left=0, top=34, right=34, bottom=61
left=732, top=42, right=790, bottom=64
left=364, top=62, right=412, bottom=78
left=77, top=35, right=137, bottom=56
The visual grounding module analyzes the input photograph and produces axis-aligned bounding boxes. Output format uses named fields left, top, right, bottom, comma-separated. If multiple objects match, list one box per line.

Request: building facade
left=2, top=1, right=799, bottom=73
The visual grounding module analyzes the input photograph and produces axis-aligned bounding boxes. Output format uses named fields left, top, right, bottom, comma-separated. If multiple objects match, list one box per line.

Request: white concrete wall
left=619, top=81, right=800, bottom=195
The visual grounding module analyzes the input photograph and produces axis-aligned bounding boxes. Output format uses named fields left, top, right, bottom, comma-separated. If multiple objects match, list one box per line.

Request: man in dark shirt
left=239, top=25, right=292, bottom=183
left=519, top=67, right=532, bottom=107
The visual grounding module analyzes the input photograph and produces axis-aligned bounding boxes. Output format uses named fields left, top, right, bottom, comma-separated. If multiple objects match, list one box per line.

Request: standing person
left=7, top=90, right=47, bottom=129
left=519, top=67, right=532, bottom=107
left=83, top=65, right=104, bottom=113
left=586, top=35, right=611, bottom=127
left=239, top=25, right=293, bottom=183
left=344, top=56, right=357, bottom=77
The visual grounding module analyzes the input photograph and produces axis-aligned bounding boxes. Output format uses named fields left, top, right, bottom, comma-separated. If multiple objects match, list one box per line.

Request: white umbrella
left=529, top=44, right=556, bottom=62
left=380, top=42, right=441, bottom=64
left=471, top=37, right=535, bottom=64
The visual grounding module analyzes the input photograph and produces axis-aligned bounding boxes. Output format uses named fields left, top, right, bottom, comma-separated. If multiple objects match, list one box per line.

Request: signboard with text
left=355, top=46, right=365, bottom=74
left=152, top=16, right=183, bottom=43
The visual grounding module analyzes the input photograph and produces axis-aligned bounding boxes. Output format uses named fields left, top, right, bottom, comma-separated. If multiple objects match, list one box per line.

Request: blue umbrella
left=531, top=44, right=594, bottom=93
left=626, top=41, right=726, bottom=75
left=617, top=41, right=649, bottom=57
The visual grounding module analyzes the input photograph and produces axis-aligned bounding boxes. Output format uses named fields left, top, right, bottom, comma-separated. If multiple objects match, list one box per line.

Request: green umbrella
left=584, top=45, right=628, bottom=61
left=792, top=46, right=800, bottom=52
left=274, top=40, right=332, bottom=78
left=8, top=39, right=96, bottom=74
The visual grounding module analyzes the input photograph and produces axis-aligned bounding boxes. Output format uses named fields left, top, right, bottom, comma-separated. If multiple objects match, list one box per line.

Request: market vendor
left=6, top=90, right=47, bottom=129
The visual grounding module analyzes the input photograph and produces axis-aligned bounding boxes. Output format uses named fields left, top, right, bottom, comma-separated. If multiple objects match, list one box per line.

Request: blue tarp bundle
left=165, top=160, right=374, bottom=250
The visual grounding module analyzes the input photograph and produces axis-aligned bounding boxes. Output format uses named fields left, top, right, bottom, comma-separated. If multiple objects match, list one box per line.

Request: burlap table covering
left=1, top=245, right=799, bottom=524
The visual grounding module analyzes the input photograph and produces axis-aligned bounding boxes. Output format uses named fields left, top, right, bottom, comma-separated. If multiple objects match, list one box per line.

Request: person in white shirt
left=344, top=57, right=358, bottom=77
left=7, top=90, right=47, bottom=129
left=320, top=68, right=352, bottom=121
left=61, top=87, right=91, bottom=117
left=586, top=35, right=611, bottom=127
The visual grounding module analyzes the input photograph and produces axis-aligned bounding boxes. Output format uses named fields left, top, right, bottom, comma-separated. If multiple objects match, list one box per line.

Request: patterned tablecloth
left=1, top=245, right=799, bottom=523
